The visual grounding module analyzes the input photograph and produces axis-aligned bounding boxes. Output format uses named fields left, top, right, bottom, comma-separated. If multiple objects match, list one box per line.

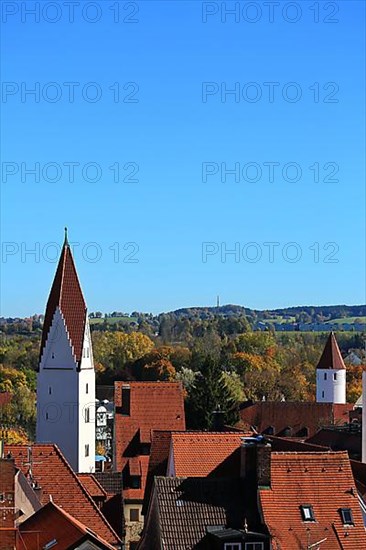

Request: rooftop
left=5, top=444, right=120, bottom=546
left=317, top=332, right=346, bottom=370
left=39, top=236, right=87, bottom=365
left=260, top=451, right=366, bottom=549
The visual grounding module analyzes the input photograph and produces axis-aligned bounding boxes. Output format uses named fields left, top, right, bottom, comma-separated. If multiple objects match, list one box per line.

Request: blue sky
left=1, top=0, right=365, bottom=316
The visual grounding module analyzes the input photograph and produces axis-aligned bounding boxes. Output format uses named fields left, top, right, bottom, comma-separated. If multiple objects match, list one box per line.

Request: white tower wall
left=316, top=368, right=346, bottom=404
left=37, top=308, right=95, bottom=473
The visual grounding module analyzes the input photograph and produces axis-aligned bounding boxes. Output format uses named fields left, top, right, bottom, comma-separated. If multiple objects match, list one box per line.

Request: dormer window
left=130, top=476, right=141, bottom=489
left=300, top=505, right=315, bottom=522
left=340, top=508, right=354, bottom=525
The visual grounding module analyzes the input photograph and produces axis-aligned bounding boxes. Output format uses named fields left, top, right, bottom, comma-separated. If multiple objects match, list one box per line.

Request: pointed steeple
left=39, top=230, right=87, bottom=365
left=316, top=332, right=346, bottom=370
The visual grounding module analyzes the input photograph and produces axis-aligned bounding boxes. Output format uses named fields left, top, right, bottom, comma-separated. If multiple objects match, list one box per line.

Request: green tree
left=185, top=356, right=238, bottom=430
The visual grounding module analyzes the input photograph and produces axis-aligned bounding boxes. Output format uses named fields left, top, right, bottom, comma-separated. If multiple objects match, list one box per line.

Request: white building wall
left=37, top=309, right=96, bottom=473
left=316, top=368, right=346, bottom=404
left=77, top=319, right=96, bottom=473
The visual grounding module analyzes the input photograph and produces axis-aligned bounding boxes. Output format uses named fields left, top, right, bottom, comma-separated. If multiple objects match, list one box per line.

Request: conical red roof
left=40, top=235, right=87, bottom=365
left=316, top=332, right=346, bottom=370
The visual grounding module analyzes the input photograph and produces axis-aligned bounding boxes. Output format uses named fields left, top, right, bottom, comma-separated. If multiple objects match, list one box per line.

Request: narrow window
left=85, top=444, right=89, bottom=457
left=48, top=386, right=52, bottom=395
left=300, top=505, right=315, bottom=522
left=324, top=373, right=327, bottom=380
left=86, top=383, right=89, bottom=394
left=334, top=372, right=337, bottom=380
left=51, top=352, right=55, bottom=359
left=129, top=508, right=140, bottom=522
left=340, top=508, right=354, bottom=525
left=45, top=412, right=49, bottom=420
left=85, top=408, right=90, bottom=423
left=87, top=347, right=89, bottom=358
left=322, top=391, right=325, bottom=398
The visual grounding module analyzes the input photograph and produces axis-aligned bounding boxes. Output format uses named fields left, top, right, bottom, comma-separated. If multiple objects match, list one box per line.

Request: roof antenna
left=64, top=227, right=69, bottom=246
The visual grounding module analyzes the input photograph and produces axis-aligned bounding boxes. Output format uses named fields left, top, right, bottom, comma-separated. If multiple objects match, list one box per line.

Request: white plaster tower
left=36, top=229, right=95, bottom=472
left=316, top=332, right=346, bottom=404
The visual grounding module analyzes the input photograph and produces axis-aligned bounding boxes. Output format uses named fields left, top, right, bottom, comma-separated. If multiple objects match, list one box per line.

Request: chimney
left=121, top=384, right=131, bottom=416
left=212, top=408, right=225, bottom=431
left=240, top=436, right=271, bottom=488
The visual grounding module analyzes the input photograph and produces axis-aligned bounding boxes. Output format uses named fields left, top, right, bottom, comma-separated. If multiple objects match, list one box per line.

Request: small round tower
left=316, top=332, right=346, bottom=404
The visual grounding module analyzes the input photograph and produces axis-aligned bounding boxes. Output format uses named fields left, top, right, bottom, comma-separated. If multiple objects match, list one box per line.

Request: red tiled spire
left=40, top=229, right=87, bottom=365
left=316, top=332, right=346, bottom=370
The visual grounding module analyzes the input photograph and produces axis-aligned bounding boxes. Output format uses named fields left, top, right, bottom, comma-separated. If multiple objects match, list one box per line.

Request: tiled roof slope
left=114, top=381, right=185, bottom=472
left=237, top=401, right=352, bottom=437
left=259, top=451, right=366, bottom=549
left=5, top=444, right=120, bottom=547
left=317, top=332, right=346, bottom=370
left=19, top=501, right=116, bottom=550
left=170, top=432, right=250, bottom=477
left=40, top=238, right=87, bottom=365
left=78, top=473, right=107, bottom=499
left=146, top=476, right=250, bottom=549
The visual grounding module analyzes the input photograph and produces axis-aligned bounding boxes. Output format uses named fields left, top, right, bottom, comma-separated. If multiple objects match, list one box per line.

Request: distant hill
left=169, top=304, right=366, bottom=325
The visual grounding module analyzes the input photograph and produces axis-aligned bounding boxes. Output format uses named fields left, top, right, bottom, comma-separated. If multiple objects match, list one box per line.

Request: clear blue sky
left=1, top=0, right=365, bottom=316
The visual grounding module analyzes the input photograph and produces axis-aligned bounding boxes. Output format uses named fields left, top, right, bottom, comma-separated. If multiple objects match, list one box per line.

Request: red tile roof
left=170, top=432, right=251, bottom=477
left=317, top=332, right=346, bottom=370
left=260, top=451, right=366, bottom=549
left=19, top=501, right=116, bottom=550
left=40, top=237, right=87, bottom=365
left=114, top=381, right=185, bottom=472
left=5, top=444, right=120, bottom=546
left=78, top=473, right=107, bottom=500
left=237, top=401, right=352, bottom=438
left=114, top=381, right=186, bottom=502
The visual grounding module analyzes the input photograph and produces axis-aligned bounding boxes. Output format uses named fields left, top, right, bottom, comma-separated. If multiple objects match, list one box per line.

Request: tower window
left=322, top=391, right=325, bottom=398
left=85, top=444, right=89, bottom=457
left=51, top=352, right=55, bottom=359
left=300, top=505, right=315, bottom=522
left=87, top=347, right=89, bottom=358
left=324, top=373, right=327, bottom=380
left=340, top=508, right=354, bottom=525
left=86, top=383, right=89, bottom=394
left=334, top=372, right=337, bottom=380
left=48, top=386, right=52, bottom=395
left=85, top=408, right=90, bottom=423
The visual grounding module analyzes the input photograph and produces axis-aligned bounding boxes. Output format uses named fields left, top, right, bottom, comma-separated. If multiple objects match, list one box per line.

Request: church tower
left=36, top=230, right=95, bottom=473
left=316, top=332, right=346, bottom=404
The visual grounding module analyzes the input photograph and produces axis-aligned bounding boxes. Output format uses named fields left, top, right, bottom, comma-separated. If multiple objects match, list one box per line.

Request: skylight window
left=340, top=508, right=354, bottom=525
left=300, top=505, right=315, bottom=521
left=43, top=540, right=57, bottom=550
